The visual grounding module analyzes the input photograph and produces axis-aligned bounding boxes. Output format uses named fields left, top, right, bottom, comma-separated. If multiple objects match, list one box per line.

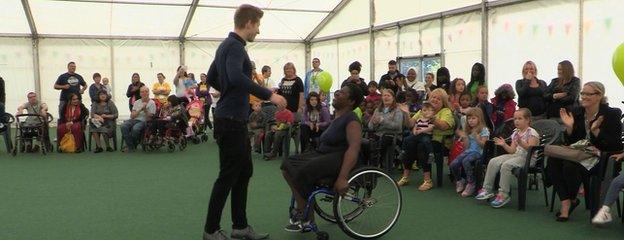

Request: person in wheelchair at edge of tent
left=281, top=83, right=363, bottom=232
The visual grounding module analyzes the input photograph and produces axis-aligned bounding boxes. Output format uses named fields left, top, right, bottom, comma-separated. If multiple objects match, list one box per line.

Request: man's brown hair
left=234, top=4, right=264, bottom=29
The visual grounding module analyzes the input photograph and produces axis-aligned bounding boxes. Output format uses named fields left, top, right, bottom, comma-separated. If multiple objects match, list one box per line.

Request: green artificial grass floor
left=1, top=129, right=624, bottom=240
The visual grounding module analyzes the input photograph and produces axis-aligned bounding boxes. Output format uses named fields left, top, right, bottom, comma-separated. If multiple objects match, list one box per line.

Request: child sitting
left=151, top=95, right=186, bottom=143
left=264, top=105, right=294, bottom=160
left=365, top=81, right=381, bottom=104
left=449, top=107, right=490, bottom=197
left=397, top=102, right=436, bottom=186
left=592, top=152, right=624, bottom=224
left=472, top=85, right=494, bottom=131
left=475, top=108, right=539, bottom=208
left=248, top=102, right=265, bottom=154
left=491, top=84, right=517, bottom=132
left=455, top=92, right=473, bottom=130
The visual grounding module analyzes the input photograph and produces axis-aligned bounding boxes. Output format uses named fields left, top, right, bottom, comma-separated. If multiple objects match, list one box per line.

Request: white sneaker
left=591, top=206, right=613, bottom=225
left=203, top=230, right=230, bottom=240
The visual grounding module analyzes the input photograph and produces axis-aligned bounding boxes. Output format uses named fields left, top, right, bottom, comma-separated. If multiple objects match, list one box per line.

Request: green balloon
left=317, top=71, right=333, bottom=93
left=613, top=42, right=624, bottom=86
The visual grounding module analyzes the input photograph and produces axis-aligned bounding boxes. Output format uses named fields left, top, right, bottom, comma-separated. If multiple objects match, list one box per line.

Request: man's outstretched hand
left=270, top=93, right=287, bottom=109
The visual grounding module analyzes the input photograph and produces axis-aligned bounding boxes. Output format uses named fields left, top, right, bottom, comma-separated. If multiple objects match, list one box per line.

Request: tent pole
left=578, top=0, right=584, bottom=79
left=109, top=40, right=115, bottom=102
left=180, top=40, right=186, bottom=66
left=32, top=38, right=41, bottom=98
left=482, top=0, right=488, bottom=84
left=440, top=17, right=445, bottom=67
left=369, top=0, right=375, bottom=82
left=305, top=43, right=311, bottom=74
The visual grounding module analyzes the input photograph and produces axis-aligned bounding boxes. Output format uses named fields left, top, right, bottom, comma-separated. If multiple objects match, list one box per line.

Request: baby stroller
left=12, top=113, right=53, bottom=156
left=186, top=96, right=209, bottom=144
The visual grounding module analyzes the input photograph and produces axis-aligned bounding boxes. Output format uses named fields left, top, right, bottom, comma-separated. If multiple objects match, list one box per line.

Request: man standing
left=303, top=58, right=323, bottom=98
left=89, top=73, right=104, bottom=104
left=260, top=65, right=273, bottom=89
left=204, top=4, right=286, bottom=240
left=379, top=60, right=404, bottom=93
left=54, top=62, right=87, bottom=117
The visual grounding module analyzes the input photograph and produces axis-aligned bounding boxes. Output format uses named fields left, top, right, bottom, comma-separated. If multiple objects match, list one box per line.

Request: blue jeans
left=121, top=119, right=146, bottom=150
left=604, top=174, right=624, bottom=206
left=449, top=150, right=482, bottom=183
left=401, top=133, right=433, bottom=171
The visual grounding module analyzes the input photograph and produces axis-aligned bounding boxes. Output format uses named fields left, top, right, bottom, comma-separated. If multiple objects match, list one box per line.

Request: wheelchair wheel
left=313, top=195, right=337, bottom=223
left=179, top=137, right=187, bottom=151
left=167, top=141, right=175, bottom=152
left=333, top=167, right=402, bottom=240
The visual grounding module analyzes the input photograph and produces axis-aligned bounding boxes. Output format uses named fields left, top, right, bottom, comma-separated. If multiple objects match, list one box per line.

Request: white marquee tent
left=1, top=0, right=624, bottom=119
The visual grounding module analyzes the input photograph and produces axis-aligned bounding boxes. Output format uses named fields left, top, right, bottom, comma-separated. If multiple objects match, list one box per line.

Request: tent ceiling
left=3, top=0, right=342, bottom=41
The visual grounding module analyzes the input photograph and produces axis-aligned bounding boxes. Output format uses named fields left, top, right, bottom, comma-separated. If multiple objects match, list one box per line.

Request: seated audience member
left=121, top=86, right=156, bottom=152
left=90, top=91, right=118, bottom=153
left=397, top=89, right=455, bottom=191
left=516, top=61, right=547, bottom=119
left=300, top=92, right=330, bottom=152
left=472, top=85, right=494, bottom=132
left=397, top=102, right=435, bottom=186
left=264, top=104, right=294, bottom=160
left=436, top=67, right=451, bottom=94
left=281, top=84, right=363, bottom=232
left=592, top=152, right=624, bottom=224
left=476, top=108, right=539, bottom=208
left=547, top=82, right=622, bottom=221
left=466, top=63, right=486, bottom=98
left=449, top=107, right=490, bottom=197
left=58, top=93, right=89, bottom=153
left=365, top=81, right=381, bottom=104
left=424, top=72, right=437, bottom=100
left=544, top=60, right=581, bottom=119
left=404, top=67, right=425, bottom=92
left=455, top=92, right=473, bottom=130
left=341, top=61, right=368, bottom=96
left=491, top=84, right=517, bottom=132
left=361, top=101, right=376, bottom=128
left=150, top=95, right=187, bottom=144
left=16, top=92, right=49, bottom=152
left=449, top=78, right=466, bottom=112
left=368, top=89, right=405, bottom=167
left=248, top=102, right=265, bottom=153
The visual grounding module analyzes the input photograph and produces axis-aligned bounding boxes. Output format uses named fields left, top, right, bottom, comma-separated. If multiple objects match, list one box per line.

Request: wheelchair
left=287, top=153, right=402, bottom=239
left=12, top=113, right=54, bottom=156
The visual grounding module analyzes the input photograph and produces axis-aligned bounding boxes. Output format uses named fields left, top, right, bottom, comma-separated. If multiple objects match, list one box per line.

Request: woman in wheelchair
left=368, top=89, right=405, bottom=167
left=281, top=84, right=363, bottom=232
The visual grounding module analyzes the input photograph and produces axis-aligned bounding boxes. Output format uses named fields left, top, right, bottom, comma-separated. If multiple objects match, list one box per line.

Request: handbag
left=59, top=132, right=76, bottom=153
left=448, top=139, right=464, bottom=165
left=544, top=139, right=599, bottom=170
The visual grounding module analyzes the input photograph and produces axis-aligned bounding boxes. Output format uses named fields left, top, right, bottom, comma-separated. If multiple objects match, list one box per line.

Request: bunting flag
left=547, top=24, right=554, bottom=36
left=564, top=23, right=572, bottom=35
left=458, top=29, right=464, bottom=36
left=583, top=20, right=593, bottom=32
left=605, top=17, right=613, bottom=30
left=504, top=21, right=510, bottom=32
left=516, top=23, right=525, bottom=35
left=447, top=34, right=453, bottom=43
left=532, top=25, right=539, bottom=36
